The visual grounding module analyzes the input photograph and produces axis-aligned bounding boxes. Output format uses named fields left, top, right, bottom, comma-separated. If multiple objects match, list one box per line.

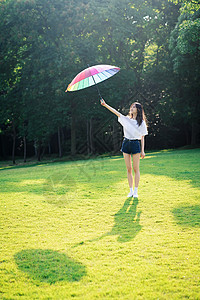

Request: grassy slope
left=0, top=149, right=200, bottom=299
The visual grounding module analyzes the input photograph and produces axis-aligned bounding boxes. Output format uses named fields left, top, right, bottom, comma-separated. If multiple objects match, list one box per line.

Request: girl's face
left=130, top=103, right=137, bottom=114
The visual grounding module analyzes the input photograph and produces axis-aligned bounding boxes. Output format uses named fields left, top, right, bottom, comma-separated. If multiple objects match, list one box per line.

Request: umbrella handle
left=93, top=79, right=102, bottom=100
left=87, top=64, right=102, bottom=100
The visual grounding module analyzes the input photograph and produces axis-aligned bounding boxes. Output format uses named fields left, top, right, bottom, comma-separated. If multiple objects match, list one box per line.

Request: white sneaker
left=127, top=192, right=133, bottom=197
left=133, top=192, right=138, bottom=198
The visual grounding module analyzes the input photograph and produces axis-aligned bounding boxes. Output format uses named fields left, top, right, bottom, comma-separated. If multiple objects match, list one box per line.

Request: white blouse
left=118, top=113, right=148, bottom=140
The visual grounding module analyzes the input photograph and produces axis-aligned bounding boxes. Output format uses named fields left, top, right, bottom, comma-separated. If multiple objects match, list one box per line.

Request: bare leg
left=132, top=153, right=140, bottom=187
left=123, top=153, right=133, bottom=188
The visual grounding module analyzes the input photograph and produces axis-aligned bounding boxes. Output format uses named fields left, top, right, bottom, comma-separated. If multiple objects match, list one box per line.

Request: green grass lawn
left=0, top=148, right=200, bottom=299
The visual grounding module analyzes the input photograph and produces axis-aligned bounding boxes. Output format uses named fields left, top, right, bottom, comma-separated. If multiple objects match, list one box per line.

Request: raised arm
left=100, top=99, right=120, bottom=117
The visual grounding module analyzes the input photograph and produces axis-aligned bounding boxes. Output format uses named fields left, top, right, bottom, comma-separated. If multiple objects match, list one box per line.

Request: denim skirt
left=121, top=138, right=141, bottom=155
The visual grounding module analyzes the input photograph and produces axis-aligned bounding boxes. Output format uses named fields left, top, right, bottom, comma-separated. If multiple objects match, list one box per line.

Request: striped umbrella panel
left=66, top=65, right=120, bottom=92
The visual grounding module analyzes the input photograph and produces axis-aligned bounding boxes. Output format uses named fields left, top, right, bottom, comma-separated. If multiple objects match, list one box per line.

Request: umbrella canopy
left=66, top=64, right=120, bottom=92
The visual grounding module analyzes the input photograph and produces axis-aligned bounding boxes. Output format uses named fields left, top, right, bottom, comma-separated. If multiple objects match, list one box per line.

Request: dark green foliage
left=0, top=0, right=199, bottom=161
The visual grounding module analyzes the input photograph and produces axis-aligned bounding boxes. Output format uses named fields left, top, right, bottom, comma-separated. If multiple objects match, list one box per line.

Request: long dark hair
left=129, top=102, right=147, bottom=126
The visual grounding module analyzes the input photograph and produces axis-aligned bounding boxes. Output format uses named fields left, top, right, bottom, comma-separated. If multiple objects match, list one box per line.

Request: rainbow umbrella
left=66, top=64, right=120, bottom=98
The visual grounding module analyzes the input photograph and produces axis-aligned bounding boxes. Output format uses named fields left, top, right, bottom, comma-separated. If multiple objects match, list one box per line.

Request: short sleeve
left=118, top=113, right=127, bottom=127
left=140, top=121, right=148, bottom=136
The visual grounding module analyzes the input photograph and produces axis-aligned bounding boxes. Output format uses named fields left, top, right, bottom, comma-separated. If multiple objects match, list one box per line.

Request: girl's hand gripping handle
left=100, top=99, right=106, bottom=106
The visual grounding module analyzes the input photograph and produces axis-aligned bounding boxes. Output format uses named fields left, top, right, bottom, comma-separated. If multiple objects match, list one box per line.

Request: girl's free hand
left=141, top=151, right=145, bottom=159
left=100, top=99, right=106, bottom=106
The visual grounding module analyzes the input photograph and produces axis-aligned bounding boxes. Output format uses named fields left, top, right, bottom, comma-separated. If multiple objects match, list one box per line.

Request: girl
left=100, top=99, right=148, bottom=198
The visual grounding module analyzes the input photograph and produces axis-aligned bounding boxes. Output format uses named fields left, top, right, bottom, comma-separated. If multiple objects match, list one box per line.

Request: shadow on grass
left=75, top=197, right=142, bottom=246
left=14, top=249, right=86, bottom=284
left=108, top=197, right=142, bottom=242
left=172, top=205, right=200, bottom=227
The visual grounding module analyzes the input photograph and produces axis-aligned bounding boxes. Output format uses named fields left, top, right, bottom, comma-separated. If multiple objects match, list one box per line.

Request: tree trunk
left=58, top=126, right=62, bottom=157
left=48, top=142, right=51, bottom=154
left=0, top=134, right=6, bottom=159
left=12, top=121, right=16, bottom=164
left=37, top=141, right=41, bottom=161
left=41, top=145, right=46, bottom=159
left=184, top=126, right=190, bottom=145
left=61, top=127, right=65, bottom=154
left=191, top=122, right=198, bottom=145
left=71, top=102, right=76, bottom=155
left=34, top=140, right=37, bottom=157
left=23, top=136, right=26, bottom=162
left=90, top=117, right=94, bottom=154
left=87, top=119, right=90, bottom=155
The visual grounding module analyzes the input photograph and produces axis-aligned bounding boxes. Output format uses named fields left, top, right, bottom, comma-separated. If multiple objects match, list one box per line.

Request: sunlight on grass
left=0, top=149, right=200, bottom=299
left=18, top=179, right=46, bottom=186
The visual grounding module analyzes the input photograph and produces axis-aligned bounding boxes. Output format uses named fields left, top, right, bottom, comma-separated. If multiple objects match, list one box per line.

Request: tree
left=1, top=0, right=199, bottom=161
left=169, top=5, right=200, bottom=144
